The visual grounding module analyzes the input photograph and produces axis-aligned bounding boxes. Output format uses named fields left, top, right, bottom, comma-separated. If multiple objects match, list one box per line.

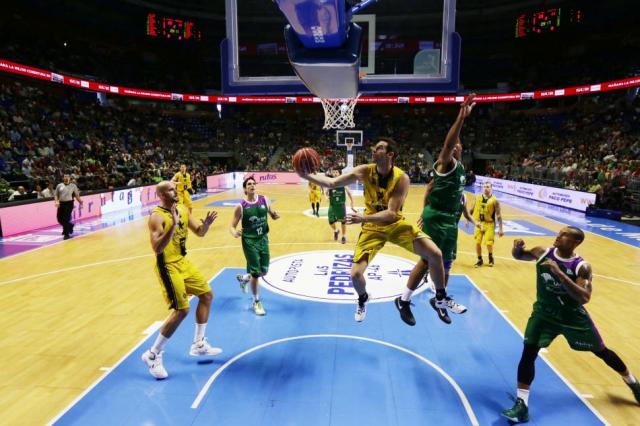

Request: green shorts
left=242, top=236, right=270, bottom=276
left=421, top=207, right=459, bottom=262
left=523, top=311, right=605, bottom=352
left=328, top=204, right=346, bottom=224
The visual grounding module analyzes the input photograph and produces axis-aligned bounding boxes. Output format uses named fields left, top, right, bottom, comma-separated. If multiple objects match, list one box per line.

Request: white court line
left=0, top=242, right=343, bottom=287
left=46, top=269, right=226, bottom=425
left=190, top=334, right=480, bottom=426
left=495, top=195, right=640, bottom=250
left=4, top=244, right=637, bottom=288
left=462, top=274, right=609, bottom=426
left=456, top=250, right=640, bottom=287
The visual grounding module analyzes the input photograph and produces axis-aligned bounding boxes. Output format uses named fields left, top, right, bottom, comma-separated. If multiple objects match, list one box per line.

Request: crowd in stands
left=1, top=76, right=639, bottom=216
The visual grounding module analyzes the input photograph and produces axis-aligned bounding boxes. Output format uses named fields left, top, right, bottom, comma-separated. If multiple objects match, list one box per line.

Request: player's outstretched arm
left=189, top=210, right=217, bottom=237
left=303, top=164, right=367, bottom=189
left=438, top=93, right=476, bottom=165
left=512, top=238, right=545, bottom=261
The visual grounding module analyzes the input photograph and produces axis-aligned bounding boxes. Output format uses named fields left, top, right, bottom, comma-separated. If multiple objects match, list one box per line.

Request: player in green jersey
left=501, top=226, right=640, bottom=423
left=395, top=94, right=476, bottom=326
left=230, top=176, right=280, bottom=316
left=325, top=168, right=356, bottom=244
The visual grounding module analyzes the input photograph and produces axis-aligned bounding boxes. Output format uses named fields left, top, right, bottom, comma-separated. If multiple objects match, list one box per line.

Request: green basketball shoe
left=501, top=398, right=529, bottom=423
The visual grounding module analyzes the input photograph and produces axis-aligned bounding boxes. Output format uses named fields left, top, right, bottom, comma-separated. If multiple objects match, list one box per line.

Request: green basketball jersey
left=533, top=248, right=590, bottom=327
left=241, top=195, right=269, bottom=239
left=328, top=187, right=346, bottom=207
left=427, top=160, right=466, bottom=214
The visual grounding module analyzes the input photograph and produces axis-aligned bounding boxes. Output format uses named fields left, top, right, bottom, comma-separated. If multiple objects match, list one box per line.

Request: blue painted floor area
left=467, top=186, right=640, bottom=247
left=54, top=268, right=602, bottom=426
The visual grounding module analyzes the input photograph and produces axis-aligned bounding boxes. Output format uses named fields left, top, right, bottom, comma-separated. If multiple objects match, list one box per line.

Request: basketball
left=292, top=147, right=321, bottom=175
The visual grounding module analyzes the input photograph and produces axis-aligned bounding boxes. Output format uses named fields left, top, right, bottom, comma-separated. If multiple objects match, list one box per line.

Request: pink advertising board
left=207, top=172, right=302, bottom=190
left=0, top=193, right=103, bottom=237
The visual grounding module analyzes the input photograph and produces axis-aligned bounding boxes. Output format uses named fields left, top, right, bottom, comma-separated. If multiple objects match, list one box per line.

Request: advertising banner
left=475, top=176, right=596, bottom=212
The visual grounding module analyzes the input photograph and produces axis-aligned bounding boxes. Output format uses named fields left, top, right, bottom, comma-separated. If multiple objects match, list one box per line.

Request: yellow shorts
left=474, top=222, right=495, bottom=245
left=353, top=219, right=428, bottom=263
left=309, top=192, right=321, bottom=204
left=154, top=257, right=211, bottom=310
left=178, top=190, right=193, bottom=208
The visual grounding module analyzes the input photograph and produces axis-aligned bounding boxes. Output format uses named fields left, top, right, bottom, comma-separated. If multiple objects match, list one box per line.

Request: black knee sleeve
left=594, top=347, right=627, bottom=374
left=517, top=344, right=540, bottom=386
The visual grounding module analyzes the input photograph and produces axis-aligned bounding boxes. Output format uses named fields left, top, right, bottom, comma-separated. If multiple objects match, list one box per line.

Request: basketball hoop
left=320, top=97, right=359, bottom=130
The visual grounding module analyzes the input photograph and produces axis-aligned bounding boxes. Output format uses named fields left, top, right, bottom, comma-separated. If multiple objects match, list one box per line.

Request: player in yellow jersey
left=172, top=164, right=194, bottom=213
left=471, top=181, right=503, bottom=267
left=141, top=180, right=221, bottom=379
left=297, top=137, right=452, bottom=323
left=308, top=180, right=322, bottom=216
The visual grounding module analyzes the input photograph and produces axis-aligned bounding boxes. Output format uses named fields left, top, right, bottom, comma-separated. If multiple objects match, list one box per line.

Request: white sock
left=517, top=388, right=530, bottom=406
left=151, top=333, right=169, bottom=354
left=623, top=373, right=637, bottom=385
left=194, top=323, right=207, bottom=342
left=401, top=288, right=414, bottom=302
left=253, top=293, right=260, bottom=302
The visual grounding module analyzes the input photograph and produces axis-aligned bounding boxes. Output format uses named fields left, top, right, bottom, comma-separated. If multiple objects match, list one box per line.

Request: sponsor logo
left=261, top=251, right=423, bottom=303
left=259, top=174, right=277, bottom=182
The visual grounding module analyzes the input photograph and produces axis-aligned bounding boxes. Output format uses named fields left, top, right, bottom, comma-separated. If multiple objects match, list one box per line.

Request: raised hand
left=171, top=204, right=180, bottom=226
left=459, top=93, right=476, bottom=119
left=513, top=238, right=525, bottom=250
left=201, top=210, right=218, bottom=228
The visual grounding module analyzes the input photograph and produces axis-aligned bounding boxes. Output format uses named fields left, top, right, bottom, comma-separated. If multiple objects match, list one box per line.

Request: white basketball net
left=320, top=97, right=359, bottom=130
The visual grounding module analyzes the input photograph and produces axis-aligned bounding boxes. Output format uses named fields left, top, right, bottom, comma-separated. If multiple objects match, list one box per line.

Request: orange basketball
left=292, top=147, right=321, bottom=175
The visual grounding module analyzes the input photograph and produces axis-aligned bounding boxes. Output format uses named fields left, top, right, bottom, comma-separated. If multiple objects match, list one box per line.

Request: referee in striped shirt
left=54, top=174, right=83, bottom=240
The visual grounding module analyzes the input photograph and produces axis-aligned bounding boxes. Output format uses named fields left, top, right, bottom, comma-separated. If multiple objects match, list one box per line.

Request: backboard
left=336, top=130, right=363, bottom=147
left=222, top=0, right=460, bottom=95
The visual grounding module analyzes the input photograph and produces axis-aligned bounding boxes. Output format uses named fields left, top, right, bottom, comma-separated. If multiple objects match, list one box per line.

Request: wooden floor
left=0, top=184, right=638, bottom=425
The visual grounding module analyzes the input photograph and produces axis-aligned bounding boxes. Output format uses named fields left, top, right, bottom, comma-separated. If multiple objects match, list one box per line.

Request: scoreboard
left=146, top=12, right=202, bottom=42
left=515, top=8, right=582, bottom=38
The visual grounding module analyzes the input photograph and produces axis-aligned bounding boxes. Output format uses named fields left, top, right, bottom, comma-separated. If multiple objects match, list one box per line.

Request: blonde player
left=172, top=164, right=194, bottom=213
left=141, top=181, right=221, bottom=379
left=471, top=181, right=503, bottom=267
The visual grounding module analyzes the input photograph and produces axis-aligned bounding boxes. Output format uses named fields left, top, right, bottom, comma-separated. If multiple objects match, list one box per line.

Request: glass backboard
left=222, top=0, right=460, bottom=95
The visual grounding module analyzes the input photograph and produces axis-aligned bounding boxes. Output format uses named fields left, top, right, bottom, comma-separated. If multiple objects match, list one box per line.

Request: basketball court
left=1, top=182, right=639, bottom=425
left=1, top=1, right=639, bottom=425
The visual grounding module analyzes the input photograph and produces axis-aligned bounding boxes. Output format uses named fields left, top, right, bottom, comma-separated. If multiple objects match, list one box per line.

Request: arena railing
left=1, top=58, right=639, bottom=104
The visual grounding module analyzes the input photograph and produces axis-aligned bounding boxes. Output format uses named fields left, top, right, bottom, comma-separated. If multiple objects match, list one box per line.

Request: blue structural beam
left=275, top=0, right=349, bottom=48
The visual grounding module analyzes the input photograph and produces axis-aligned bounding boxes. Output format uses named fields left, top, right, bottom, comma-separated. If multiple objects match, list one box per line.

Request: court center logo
left=261, top=250, right=423, bottom=303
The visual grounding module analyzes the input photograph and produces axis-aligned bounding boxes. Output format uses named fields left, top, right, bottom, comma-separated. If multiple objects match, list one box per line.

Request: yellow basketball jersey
left=309, top=182, right=321, bottom=194
left=362, top=164, right=406, bottom=230
left=152, top=204, right=189, bottom=263
left=473, top=194, right=497, bottom=223
left=175, top=172, right=192, bottom=193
